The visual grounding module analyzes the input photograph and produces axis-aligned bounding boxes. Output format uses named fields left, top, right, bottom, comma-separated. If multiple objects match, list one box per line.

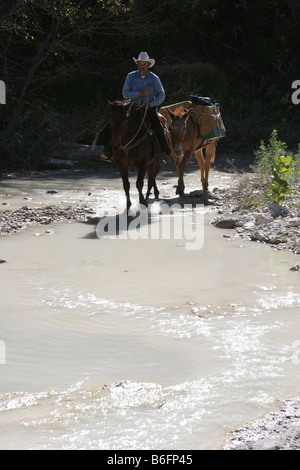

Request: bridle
left=170, top=113, right=210, bottom=154
left=111, top=101, right=151, bottom=158
left=169, top=115, right=189, bottom=153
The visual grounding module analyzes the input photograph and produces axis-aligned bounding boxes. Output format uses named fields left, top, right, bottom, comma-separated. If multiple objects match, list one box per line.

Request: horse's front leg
left=203, top=141, right=216, bottom=191
left=146, top=176, right=155, bottom=200
left=195, top=144, right=215, bottom=204
left=136, top=166, right=148, bottom=207
left=152, top=178, right=159, bottom=200
left=175, top=152, right=192, bottom=196
left=123, top=176, right=131, bottom=212
left=146, top=163, right=160, bottom=201
left=194, top=149, right=206, bottom=190
left=175, top=158, right=185, bottom=196
left=115, top=159, right=131, bottom=212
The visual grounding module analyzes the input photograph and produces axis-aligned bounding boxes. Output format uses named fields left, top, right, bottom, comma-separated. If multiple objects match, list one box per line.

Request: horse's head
left=107, top=100, right=133, bottom=149
left=167, top=106, right=192, bottom=158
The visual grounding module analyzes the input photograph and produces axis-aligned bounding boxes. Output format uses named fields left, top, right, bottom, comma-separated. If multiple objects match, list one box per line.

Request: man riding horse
left=99, top=52, right=171, bottom=164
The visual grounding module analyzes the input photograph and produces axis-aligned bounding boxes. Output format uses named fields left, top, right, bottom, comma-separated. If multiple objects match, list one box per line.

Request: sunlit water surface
left=0, top=170, right=299, bottom=450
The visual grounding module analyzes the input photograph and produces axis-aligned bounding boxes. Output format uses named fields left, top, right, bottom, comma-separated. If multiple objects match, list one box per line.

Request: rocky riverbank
left=225, top=397, right=300, bottom=450
left=1, top=168, right=300, bottom=259
left=210, top=173, right=300, bottom=256
left=0, top=204, right=95, bottom=235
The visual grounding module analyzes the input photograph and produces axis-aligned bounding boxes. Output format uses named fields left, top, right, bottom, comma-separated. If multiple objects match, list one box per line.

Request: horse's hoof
left=203, top=190, right=212, bottom=205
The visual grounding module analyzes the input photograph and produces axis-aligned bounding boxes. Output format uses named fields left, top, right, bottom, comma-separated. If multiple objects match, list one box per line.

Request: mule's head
left=107, top=100, right=132, bottom=149
left=167, top=106, right=192, bottom=158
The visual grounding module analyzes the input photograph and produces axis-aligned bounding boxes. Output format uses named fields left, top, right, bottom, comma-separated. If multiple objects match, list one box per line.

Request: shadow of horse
left=80, top=194, right=210, bottom=240
left=81, top=209, right=150, bottom=240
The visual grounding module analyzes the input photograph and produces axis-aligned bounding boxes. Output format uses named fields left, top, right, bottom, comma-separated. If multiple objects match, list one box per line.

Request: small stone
left=255, top=214, right=273, bottom=225
left=288, top=218, right=300, bottom=228
left=252, top=230, right=266, bottom=242
left=243, top=221, right=255, bottom=229
left=215, top=215, right=238, bottom=229
left=0, top=259, right=7, bottom=264
left=290, top=265, right=299, bottom=271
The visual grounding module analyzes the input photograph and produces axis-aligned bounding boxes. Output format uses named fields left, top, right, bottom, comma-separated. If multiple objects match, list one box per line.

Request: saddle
left=160, top=97, right=226, bottom=142
left=135, top=107, right=170, bottom=165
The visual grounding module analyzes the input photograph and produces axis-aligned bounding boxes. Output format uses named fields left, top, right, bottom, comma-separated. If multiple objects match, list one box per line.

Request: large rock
left=268, top=203, right=289, bottom=218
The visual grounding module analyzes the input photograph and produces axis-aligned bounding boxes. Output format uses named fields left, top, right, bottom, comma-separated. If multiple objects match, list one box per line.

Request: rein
left=120, top=101, right=149, bottom=152
left=195, top=141, right=209, bottom=151
left=182, top=119, right=188, bottom=145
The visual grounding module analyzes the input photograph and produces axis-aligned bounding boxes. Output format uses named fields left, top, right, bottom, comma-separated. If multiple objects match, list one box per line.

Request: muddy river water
left=0, top=166, right=299, bottom=450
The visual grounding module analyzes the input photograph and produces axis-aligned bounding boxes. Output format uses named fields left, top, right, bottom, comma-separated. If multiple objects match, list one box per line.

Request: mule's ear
left=166, top=107, right=176, bottom=120
left=124, top=100, right=132, bottom=109
left=183, top=108, right=192, bottom=120
left=125, top=101, right=133, bottom=117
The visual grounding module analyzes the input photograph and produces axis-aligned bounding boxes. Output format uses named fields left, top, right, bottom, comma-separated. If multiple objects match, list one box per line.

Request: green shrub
left=251, top=130, right=300, bottom=205
left=268, top=155, right=294, bottom=204
left=251, top=130, right=288, bottom=181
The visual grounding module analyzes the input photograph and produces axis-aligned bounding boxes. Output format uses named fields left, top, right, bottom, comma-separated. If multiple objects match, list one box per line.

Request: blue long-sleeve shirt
left=122, top=70, right=166, bottom=108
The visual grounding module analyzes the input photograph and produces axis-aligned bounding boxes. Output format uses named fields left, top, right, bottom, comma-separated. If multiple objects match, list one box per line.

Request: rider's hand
left=139, top=89, right=150, bottom=97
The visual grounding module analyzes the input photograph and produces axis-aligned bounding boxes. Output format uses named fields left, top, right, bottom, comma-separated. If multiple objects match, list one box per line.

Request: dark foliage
left=1, top=0, right=300, bottom=169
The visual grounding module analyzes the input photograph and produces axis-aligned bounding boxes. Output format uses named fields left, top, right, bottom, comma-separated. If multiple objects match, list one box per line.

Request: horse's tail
left=92, top=119, right=110, bottom=150
left=92, top=129, right=101, bottom=151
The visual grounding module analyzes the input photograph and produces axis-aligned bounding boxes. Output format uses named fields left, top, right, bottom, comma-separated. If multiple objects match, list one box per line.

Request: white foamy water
left=0, top=169, right=300, bottom=449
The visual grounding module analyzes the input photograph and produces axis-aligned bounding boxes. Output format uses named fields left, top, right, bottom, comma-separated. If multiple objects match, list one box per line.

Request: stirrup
left=155, top=155, right=167, bottom=166
left=100, top=150, right=112, bottom=161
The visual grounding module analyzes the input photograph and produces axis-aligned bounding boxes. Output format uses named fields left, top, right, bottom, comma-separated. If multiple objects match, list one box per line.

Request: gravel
left=225, top=397, right=300, bottom=450
left=210, top=174, right=300, bottom=255
left=0, top=204, right=95, bottom=234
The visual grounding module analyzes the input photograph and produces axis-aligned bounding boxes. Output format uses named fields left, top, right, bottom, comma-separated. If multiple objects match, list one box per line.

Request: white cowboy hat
left=133, top=52, right=155, bottom=68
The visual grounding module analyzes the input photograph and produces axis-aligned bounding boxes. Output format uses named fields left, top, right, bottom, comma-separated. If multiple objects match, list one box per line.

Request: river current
left=0, top=168, right=299, bottom=449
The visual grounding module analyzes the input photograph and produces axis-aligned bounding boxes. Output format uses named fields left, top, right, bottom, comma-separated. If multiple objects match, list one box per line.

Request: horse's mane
left=110, top=99, right=131, bottom=109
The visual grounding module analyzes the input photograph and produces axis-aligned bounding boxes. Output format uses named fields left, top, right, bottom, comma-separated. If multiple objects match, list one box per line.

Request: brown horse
left=166, top=106, right=216, bottom=201
left=107, top=100, right=160, bottom=212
